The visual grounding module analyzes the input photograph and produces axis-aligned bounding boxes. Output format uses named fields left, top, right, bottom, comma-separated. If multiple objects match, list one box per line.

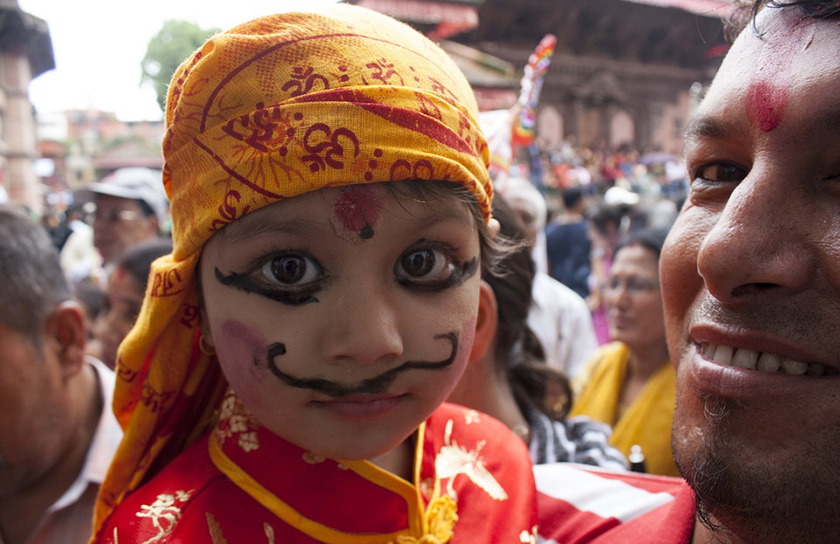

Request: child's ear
left=469, top=281, right=498, bottom=364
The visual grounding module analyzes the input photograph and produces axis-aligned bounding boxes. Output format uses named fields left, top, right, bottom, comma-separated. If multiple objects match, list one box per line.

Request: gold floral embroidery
left=435, top=419, right=508, bottom=502
left=207, top=513, right=278, bottom=544
left=264, top=522, right=276, bottom=544
left=463, top=410, right=481, bottom=425
left=215, top=390, right=261, bottom=453
left=136, top=490, right=194, bottom=544
left=420, top=477, right=435, bottom=500
left=519, top=525, right=538, bottom=544
left=206, top=513, right=229, bottom=544
left=302, top=451, right=326, bottom=465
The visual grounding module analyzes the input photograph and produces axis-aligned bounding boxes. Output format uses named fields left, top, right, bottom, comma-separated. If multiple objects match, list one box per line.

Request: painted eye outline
left=394, top=241, right=477, bottom=292
left=260, top=253, right=323, bottom=287
left=214, top=250, right=325, bottom=306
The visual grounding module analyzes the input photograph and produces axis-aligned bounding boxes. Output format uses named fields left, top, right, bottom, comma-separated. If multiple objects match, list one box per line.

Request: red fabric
left=536, top=464, right=695, bottom=544
left=94, top=402, right=537, bottom=543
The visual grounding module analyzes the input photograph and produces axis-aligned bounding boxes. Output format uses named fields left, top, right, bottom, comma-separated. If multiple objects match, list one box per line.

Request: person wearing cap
left=78, top=167, right=169, bottom=267
left=90, top=6, right=538, bottom=544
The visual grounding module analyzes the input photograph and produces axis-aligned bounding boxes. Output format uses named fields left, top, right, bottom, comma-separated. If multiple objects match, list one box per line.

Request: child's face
left=199, top=182, right=482, bottom=461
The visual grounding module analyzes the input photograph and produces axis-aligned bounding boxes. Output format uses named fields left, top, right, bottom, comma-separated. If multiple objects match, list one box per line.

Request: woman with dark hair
left=449, top=196, right=627, bottom=468
left=570, top=227, right=677, bottom=476
left=94, top=239, right=172, bottom=369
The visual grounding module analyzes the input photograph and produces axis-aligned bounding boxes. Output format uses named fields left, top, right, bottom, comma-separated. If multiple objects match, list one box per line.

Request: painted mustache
left=264, top=332, right=458, bottom=397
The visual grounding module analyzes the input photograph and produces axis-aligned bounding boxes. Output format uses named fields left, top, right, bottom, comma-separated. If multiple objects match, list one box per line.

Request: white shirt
left=528, top=272, right=598, bottom=380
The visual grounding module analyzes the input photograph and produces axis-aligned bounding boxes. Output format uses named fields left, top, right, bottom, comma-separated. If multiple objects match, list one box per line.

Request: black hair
left=0, top=205, right=72, bottom=348
left=561, top=186, right=584, bottom=211
left=614, top=227, right=670, bottom=261
left=117, top=238, right=174, bottom=288
left=487, top=195, right=574, bottom=420
left=728, top=0, right=840, bottom=40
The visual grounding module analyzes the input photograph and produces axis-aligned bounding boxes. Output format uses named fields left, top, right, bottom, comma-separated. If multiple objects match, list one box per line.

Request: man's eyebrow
left=218, top=214, right=322, bottom=247
left=684, top=116, right=744, bottom=142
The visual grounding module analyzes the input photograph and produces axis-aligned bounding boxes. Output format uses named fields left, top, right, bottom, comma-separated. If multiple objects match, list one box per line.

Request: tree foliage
left=141, top=20, right=220, bottom=113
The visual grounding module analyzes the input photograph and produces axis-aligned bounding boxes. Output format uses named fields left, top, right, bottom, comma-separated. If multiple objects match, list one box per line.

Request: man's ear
left=469, top=281, right=498, bottom=364
left=44, top=301, right=87, bottom=379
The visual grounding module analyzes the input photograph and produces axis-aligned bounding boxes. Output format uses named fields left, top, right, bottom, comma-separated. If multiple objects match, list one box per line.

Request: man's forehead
left=690, top=8, right=840, bottom=135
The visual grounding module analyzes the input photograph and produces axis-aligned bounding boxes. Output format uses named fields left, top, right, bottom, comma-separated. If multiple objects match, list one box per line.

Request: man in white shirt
left=0, top=205, right=121, bottom=544
left=499, top=177, right=598, bottom=379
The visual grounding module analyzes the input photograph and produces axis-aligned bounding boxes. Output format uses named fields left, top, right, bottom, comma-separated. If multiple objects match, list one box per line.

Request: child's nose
left=323, top=281, right=404, bottom=366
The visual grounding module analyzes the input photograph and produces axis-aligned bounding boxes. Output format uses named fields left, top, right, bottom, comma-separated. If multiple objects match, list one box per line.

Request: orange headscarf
left=94, top=5, right=492, bottom=532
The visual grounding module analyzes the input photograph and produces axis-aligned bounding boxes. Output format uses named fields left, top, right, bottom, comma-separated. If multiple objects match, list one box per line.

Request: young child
left=92, top=6, right=538, bottom=543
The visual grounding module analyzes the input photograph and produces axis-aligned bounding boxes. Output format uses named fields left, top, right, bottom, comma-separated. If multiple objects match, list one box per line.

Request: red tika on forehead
left=332, top=185, right=383, bottom=240
left=745, top=81, right=788, bottom=132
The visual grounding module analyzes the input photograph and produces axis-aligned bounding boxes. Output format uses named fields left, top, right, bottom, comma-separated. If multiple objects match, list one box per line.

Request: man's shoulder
left=535, top=463, right=695, bottom=544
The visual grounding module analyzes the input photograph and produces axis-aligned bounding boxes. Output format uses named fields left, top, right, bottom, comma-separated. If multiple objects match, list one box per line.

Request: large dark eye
left=396, top=248, right=447, bottom=279
left=262, top=255, right=320, bottom=285
left=401, top=249, right=435, bottom=277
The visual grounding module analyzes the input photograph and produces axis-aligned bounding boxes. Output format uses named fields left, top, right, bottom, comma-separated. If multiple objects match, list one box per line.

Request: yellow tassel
left=393, top=495, right=458, bottom=544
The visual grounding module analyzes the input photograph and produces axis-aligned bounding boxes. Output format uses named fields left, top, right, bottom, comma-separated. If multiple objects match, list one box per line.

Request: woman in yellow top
left=571, top=227, right=678, bottom=476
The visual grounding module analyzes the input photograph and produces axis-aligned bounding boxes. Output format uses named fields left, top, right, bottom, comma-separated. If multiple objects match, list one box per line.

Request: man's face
left=93, top=195, right=159, bottom=264
left=662, top=8, right=840, bottom=542
left=0, top=323, right=66, bottom=497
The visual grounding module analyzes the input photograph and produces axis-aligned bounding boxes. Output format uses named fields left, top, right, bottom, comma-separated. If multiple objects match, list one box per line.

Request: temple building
left=0, top=0, right=53, bottom=211
left=347, top=0, right=732, bottom=153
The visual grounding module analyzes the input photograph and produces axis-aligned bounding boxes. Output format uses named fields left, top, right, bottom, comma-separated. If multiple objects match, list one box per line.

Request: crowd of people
left=1, top=1, right=839, bottom=543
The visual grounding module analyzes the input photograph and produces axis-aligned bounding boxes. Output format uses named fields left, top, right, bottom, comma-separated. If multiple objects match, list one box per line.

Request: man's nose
left=696, top=167, right=815, bottom=304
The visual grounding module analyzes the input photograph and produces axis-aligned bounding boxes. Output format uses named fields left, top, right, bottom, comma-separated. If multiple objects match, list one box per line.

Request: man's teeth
left=702, top=343, right=838, bottom=376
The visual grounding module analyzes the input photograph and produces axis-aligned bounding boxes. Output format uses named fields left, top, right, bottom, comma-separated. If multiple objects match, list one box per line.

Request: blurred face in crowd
left=605, top=244, right=664, bottom=351
left=93, top=195, right=159, bottom=264
left=661, top=7, right=840, bottom=543
left=96, top=266, right=145, bottom=369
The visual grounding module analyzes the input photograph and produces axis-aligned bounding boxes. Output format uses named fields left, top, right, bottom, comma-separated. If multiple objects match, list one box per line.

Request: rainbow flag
left=511, top=34, right=556, bottom=149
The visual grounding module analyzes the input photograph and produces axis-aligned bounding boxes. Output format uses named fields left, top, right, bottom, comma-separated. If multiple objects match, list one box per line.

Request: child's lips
left=311, top=393, right=407, bottom=419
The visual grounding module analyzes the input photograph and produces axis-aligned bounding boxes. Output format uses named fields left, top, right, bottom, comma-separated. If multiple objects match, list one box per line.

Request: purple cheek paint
left=217, top=320, right=268, bottom=370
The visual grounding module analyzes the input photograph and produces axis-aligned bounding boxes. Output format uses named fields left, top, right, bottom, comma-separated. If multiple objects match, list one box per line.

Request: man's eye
left=694, top=163, right=747, bottom=183
left=396, top=249, right=448, bottom=279
left=262, top=255, right=321, bottom=285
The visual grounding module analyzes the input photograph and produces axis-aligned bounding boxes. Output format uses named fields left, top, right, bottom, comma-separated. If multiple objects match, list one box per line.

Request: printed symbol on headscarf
left=282, top=66, right=330, bottom=97
left=417, top=93, right=443, bottom=121
left=301, top=123, right=360, bottom=173
left=364, top=148, right=384, bottom=182
left=367, top=58, right=404, bottom=85
left=337, top=65, right=350, bottom=83
left=389, top=159, right=435, bottom=182
left=179, top=304, right=200, bottom=329
left=211, top=189, right=251, bottom=232
left=151, top=269, right=184, bottom=298
left=140, top=384, right=174, bottom=414
left=331, top=185, right=383, bottom=240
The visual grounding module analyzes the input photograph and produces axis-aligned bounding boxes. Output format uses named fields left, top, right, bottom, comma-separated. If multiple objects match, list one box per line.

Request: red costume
left=95, top=393, right=538, bottom=544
